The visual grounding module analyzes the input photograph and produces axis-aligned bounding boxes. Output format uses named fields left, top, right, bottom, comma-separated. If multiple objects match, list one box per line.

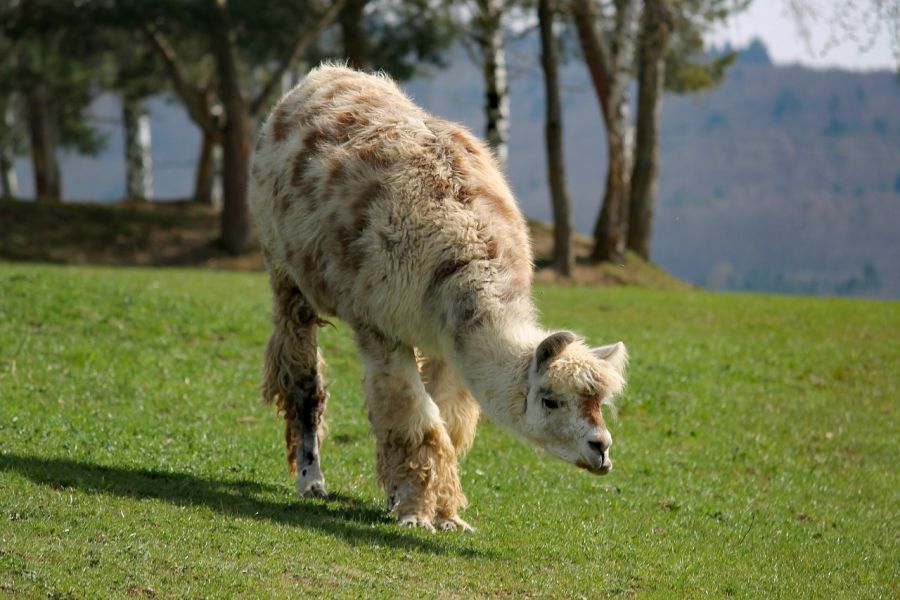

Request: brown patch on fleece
left=270, top=105, right=293, bottom=142
left=578, top=395, right=604, bottom=427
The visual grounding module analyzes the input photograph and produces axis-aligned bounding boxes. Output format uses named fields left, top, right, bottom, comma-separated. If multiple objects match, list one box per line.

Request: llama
left=248, top=65, right=628, bottom=531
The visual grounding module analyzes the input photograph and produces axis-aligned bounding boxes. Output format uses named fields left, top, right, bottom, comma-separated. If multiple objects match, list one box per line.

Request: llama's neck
left=446, top=316, right=546, bottom=431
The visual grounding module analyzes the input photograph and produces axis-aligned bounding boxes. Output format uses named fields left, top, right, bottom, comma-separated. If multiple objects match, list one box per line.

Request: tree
left=3, top=0, right=108, bottom=202
left=456, top=1, right=541, bottom=168
left=339, top=0, right=369, bottom=69
left=148, top=36, right=219, bottom=205
left=0, top=11, right=22, bottom=200
left=192, top=91, right=220, bottom=206
left=135, top=0, right=348, bottom=253
left=19, top=0, right=61, bottom=200
left=0, top=94, right=18, bottom=199
left=471, top=0, right=512, bottom=166
left=318, top=0, right=457, bottom=80
left=571, top=0, right=739, bottom=262
left=106, top=40, right=164, bottom=202
left=786, top=0, right=899, bottom=70
left=571, top=0, right=640, bottom=263
left=626, top=0, right=738, bottom=259
left=625, top=0, right=673, bottom=259
left=538, top=0, right=574, bottom=275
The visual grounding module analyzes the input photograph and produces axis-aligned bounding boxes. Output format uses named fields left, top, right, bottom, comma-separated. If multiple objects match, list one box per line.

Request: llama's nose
left=588, top=440, right=608, bottom=455
left=588, top=429, right=612, bottom=456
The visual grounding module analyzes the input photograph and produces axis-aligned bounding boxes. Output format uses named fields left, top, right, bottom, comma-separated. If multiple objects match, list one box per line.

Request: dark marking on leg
left=288, top=377, right=329, bottom=496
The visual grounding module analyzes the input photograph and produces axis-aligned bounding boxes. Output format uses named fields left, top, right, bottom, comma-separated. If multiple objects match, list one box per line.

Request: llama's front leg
left=420, top=357, right=480, bottom=457
left=356, top=329, right=469, bottom=531
left=420, top=358, right=479, bottom=531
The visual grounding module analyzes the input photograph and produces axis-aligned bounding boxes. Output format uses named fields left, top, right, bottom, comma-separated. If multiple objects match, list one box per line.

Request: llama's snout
left=581, top=430, right=613, bottom=475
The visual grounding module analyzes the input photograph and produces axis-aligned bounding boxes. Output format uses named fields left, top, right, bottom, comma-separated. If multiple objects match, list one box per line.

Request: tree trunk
left=572, top=0, right=639, bottom=263
left=121, top=94, right=153, bottom=202
left=193, top=129, right=218, bottom=205
left=0, top=152, right=15, bottom=200
left=627, top=0, right=672, bottom=259
left=210, top=0, right=252, bottom=254
left=475, top=0, right=510, bottom=167
left=25, top=82, right=61, bottom=201
left=591, top=125, right=631, bottom=263
left=0, top=99, right=17, bottom=199
left=340, top=0, right=369, bottom=69
left=571, top=0, right=612, bottom=121
left=538, top=0, right=573, bottom=277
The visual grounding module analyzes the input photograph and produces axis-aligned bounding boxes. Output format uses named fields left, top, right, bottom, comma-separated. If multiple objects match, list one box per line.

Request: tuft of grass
left=0, top=264, right=897, bottom=598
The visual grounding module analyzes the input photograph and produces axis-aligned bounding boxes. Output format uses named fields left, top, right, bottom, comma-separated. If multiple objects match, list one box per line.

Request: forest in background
left=7, top=38, right=898, bottom=298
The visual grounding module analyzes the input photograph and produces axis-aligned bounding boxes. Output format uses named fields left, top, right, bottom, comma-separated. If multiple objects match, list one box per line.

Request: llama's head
left=520, top=331, right=628, bottom=475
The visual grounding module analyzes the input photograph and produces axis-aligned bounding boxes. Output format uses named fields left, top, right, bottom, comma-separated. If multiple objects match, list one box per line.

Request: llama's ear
left=534, top=331, right=576, bottom=372
left=593, top=341, right=628, bottom=375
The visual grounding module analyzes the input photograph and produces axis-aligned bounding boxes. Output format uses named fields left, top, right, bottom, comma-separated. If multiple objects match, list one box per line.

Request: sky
left=710, top=0, right=898, bottom=71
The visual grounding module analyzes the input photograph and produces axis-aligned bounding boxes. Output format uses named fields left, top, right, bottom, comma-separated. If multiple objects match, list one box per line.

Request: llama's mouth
left=575, top=458, right=613, bottom=476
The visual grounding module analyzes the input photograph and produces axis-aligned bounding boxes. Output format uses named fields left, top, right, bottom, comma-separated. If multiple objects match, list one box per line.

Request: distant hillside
left=407, top=40, right=900, bottom=299
left=10, top=40, right=900, bottom=298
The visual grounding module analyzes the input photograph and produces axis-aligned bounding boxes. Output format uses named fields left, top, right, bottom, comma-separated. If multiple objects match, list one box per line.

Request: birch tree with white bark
left=120, top=95, right=153, bottom=201
left=571, top=0, right=640, bottom=263
left=474, top=0, right=512, bottom=166
left=0, top=98, right=18, bottom=199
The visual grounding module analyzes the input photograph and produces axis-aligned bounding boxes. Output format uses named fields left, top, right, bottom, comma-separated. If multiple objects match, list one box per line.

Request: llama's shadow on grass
left=0, top=453, right=482, bottom=557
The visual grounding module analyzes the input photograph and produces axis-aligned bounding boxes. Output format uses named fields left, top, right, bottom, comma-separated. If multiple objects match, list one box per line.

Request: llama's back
left=249, top=65, right=534, bottom=354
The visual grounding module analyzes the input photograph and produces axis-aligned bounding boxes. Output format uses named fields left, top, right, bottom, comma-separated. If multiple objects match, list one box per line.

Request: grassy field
left=0, top=264, right=896, bottom=598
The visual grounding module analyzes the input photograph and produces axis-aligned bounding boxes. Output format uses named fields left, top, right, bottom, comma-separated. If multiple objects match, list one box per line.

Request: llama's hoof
left=434, top=515, right=475, bottom=532
left=398, top=514, right=435, bottom=532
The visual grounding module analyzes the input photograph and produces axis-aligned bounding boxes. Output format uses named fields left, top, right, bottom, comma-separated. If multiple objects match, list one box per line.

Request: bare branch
left=143, top=25, right=220, bottom=134
left=570, top=0, right=613, bottom=123
left=249, top=0, right=349, bottom=118
left=786, top=0, right=899, bottom=67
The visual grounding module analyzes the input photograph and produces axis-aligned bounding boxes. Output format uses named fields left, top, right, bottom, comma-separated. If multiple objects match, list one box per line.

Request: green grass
left=1, top=264, right=897, bottom=598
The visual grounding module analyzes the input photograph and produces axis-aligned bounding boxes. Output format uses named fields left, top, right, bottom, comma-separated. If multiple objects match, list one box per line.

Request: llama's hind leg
left=356, top=329, right=468, bottom=531
left=261, top=271, right=328, bottom=497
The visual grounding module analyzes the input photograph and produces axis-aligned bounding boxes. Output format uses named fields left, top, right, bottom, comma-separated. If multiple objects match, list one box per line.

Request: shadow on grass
left=0, top=453, right=484, bottom=557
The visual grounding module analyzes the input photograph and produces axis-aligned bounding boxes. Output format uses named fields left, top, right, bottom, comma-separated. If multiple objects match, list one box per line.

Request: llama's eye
left=542, top=396, right=560, bottom=410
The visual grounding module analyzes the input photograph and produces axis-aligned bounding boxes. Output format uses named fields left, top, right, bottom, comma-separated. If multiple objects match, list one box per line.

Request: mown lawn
left=0, top=264, right=896, bottom=598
